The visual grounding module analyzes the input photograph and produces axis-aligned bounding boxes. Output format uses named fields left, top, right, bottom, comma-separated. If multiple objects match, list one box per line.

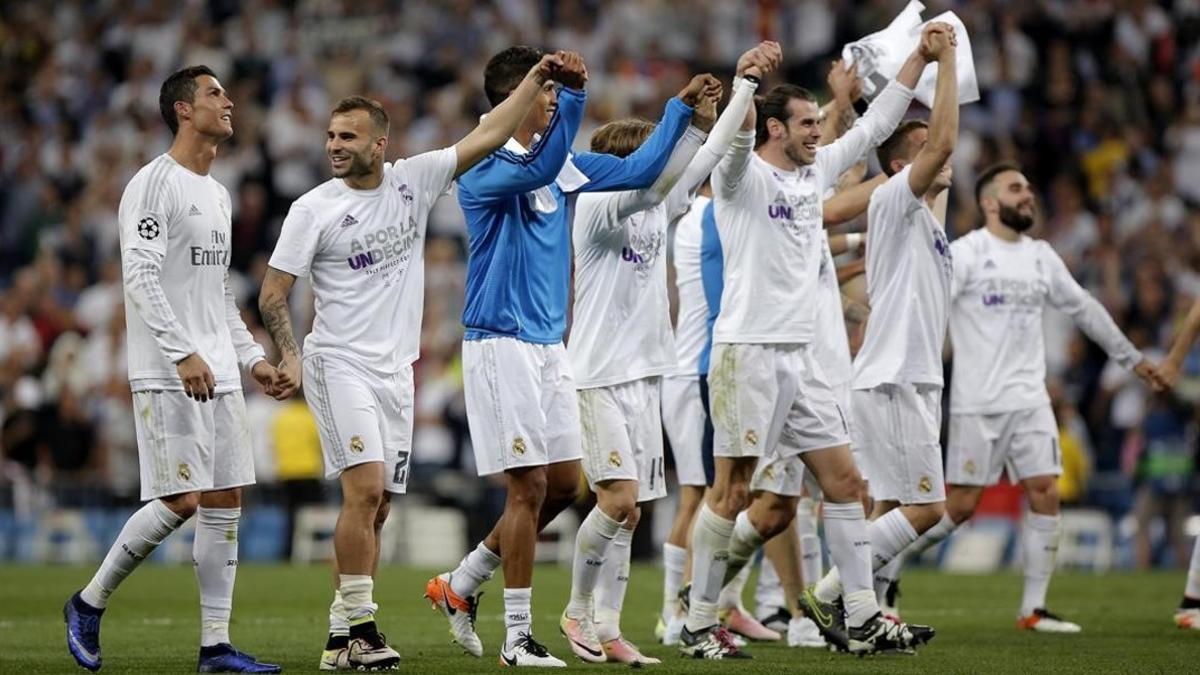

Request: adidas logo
left=188, top=204, right=202, bottom=216
left=339, top=214, right=359, bottom=228
left=983, top=259, right=996, bottom=269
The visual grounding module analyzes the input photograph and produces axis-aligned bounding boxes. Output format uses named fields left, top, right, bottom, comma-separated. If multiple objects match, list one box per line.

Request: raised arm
left=906, top=28, right=958, bottom=197
left=824, top=173, right=887, bottom=226
left=571, top=94, right=695, bottom=194
left=814, top=24, right=953, bottom=185
left=453, top=52, right=571, bottom=178
left=258, top=267, right=301, bottom=400
left=713, top=42, right=782, bottom=197
left=819, top=59, right=862, bottom=144
left=456, top=67, right=587, bottom=203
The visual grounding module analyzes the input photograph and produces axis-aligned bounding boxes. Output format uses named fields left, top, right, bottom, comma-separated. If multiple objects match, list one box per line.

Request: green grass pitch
left=2, top=564, right=1195, bottom=673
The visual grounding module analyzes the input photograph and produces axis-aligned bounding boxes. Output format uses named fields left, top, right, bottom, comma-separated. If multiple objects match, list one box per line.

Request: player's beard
left=332, top=151, right=373, bottom=179
left=999, top=202, right=1035, bottom=232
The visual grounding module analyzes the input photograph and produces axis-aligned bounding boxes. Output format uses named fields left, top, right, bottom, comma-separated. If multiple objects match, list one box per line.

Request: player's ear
left=767, top=117, right=783, bottom=140
left=174, top=100, right=192, bottom=127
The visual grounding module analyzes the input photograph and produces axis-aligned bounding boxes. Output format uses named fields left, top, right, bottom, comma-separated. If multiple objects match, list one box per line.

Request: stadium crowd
left=1, top=0, right=1198, bottom=567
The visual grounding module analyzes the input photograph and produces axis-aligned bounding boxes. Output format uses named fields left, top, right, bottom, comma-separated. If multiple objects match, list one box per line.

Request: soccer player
left=882, top=162, right=1163, bottom=632
left=63, top=65, right=280, bottom=674
left=256, top=55, right=574, bottom=670
left=802, top=25, right=959, bottom=651
left=425, top=46, right=696, bottom=667
left=680, top=25, right=948, bottom=657
left=1158, top=296, right=1200, bottom=630
left=565, top=47, right=776, bottom=665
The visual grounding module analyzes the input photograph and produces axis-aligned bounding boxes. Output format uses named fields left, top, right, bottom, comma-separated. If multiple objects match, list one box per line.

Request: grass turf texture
left=1, top=564, right=1194, bottom=673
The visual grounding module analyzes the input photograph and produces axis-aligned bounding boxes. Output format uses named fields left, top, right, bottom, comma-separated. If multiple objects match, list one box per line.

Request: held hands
left=691, top=80, right=722, bottom=133
left=251, top=360, right=280, bottom=398
left=529, top=53, right=565, bottom=86
left=550, top=50, right=588, bottom=91
left=678, top=73, right=722, bottom=108
left=176, top=353, right=216, bottom=402
left=736, top=41, right=783, bottom=80
left=1137, top=358, right=1172, bottom=393
left=827, top=59, right=863, bottom=105
left=918, top=22, right=958, bottom=63
left=271, top=354, right=303, bottom=401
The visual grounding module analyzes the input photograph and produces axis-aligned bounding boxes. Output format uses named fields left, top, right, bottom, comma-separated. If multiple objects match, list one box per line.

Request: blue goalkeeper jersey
left=457, top=87, right=693, bottom=344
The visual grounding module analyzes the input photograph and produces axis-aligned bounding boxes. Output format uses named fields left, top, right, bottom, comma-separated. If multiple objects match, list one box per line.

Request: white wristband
left=845, top=232, right=863, bottom=250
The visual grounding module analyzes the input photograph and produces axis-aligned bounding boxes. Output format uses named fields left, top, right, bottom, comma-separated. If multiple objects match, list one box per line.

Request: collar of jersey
left=753, top=153, right=809, bottom=181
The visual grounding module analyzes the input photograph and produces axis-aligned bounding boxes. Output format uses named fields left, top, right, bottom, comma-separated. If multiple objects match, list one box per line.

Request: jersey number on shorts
left=393, top=450, right=411, bottom=485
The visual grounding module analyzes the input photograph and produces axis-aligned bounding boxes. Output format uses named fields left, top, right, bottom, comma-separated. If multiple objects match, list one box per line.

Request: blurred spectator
left=1130, top=392, right=1197, bottom=569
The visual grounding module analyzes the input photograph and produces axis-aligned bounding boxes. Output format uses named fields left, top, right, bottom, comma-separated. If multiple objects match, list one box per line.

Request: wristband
left=845, top=232, right=863, bottom=250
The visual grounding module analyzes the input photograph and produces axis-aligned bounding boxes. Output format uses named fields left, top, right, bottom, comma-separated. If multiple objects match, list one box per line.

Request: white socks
left=1186, top=534, right=1200, bottom=599
left=193, top=507, right=240, bottom=646
left=81, top=500, right=185, bottom=609
left=868, top=509, right=919, bottom=570
left=722, top=511, right=765, bottom=588
left=450, top=542, right=501, bottom=598
left=796, top=498, right=823, bottom=588
left=1020, top=512, right=1060, bottom=616
left=686, top=503, right=734, bottom=632
left=818, top=501, right=876, bottom=627
left=567, top=507, right=623, bottom=618
left=328, top=589, right=349, bottom=637
left=878, top=512, right=957, bottom=603
left=595, top=525, right=633, bottom=642
left=662, top=543, right=687, bottom=622
left=339, top=575, right=375, bottom=623
left=504, top=587, right=533, bottom=648
left=754, top=556, right=785, bottom=617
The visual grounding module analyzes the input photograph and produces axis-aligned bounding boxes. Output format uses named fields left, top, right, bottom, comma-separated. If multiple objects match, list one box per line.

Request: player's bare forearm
left=258, top=269, right=300, bottom=360
left=824, top=173, right=886, bottom=226
left=837, top=258, right=866, bottom=285
left=1165, top=298, right=1200, bottom=373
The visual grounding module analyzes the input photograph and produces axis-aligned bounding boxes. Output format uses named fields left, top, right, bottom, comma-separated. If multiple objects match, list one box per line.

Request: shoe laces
left=514, top=631, right=550, bottom=657
left=712, top=626, right=741, bottom=654
left=359, top=630, right=389, bottom=650
left=1035, top=608, right=1065, bottom=621
left=467, top=592, right=482, bottom=631
left=76, top=614, right=101, bottom=649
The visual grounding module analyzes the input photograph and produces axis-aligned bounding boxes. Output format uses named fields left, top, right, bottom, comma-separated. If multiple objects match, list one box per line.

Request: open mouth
left=220, top=113, right=232, bottom=122
left=803, top=142, right=817, bottom=152
left=330, top=155, right=350, bottom=169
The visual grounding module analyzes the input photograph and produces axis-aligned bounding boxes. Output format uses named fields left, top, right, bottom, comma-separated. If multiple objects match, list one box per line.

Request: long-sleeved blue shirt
left=698, top=199, right=724, bottom=375
left=457, top=88, right=693, bottom=344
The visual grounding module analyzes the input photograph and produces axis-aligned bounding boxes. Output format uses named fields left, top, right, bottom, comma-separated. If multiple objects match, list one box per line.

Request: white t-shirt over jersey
left=949, top=227, right=1142, bottom=414
left=669, top=195, right=709, bottom=378
left=852, top=166, right=953, bottom=390
left=119, top=154, right=262, bottom=393
left=712, top=80, right=916, bottom=346
left=269, top=149, right=457, bottom=375
left=812, top=235, right=853, bottom=387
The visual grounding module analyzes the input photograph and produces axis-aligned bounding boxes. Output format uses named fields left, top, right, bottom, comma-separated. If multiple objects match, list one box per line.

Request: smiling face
left=983, top=170, right=1038, bottom=232
left=769, top=97, right=823, bottom=166
left=326, top=108, right=386, bottom=179
left=523, top=80, right=559, bottom=136
left=180, top=74, right=233, bottom=140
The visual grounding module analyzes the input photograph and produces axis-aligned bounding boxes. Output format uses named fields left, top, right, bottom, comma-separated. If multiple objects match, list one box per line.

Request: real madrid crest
left=608, top=451, right=622, bottom=468
left=744, top=429, right=758, bottom=447
left=178, top=463, right=191, bottom=481
left=918, top=475, right=933, bottom=493
left=512, top=436, right=526, bottom=456
left=350, top=435, right=365, bottom=453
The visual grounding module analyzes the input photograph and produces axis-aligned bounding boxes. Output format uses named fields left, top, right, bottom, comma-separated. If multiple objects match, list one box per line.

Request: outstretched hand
left=918, top=22, right=957, bottom=63
left=827, top=59, right=863, bottom=105
left=529, top=53, right=565, bottom=85
left=552, top=50, right=588, bottom=90
left=678, top=73, right=722, bottom=108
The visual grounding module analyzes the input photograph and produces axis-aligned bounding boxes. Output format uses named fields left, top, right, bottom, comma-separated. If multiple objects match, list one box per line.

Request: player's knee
left=1026, top=479, right=1060, bottom=514
left=162, top=492, right=200, bottom=520
left=507, top=469, right=548, bottom=513
left=821, top=467, right=862, bottom=504
left=623, top=506, right=642, bottom=530
left=757, top=499, right=794, bottom=538
left=912, top=502, right=946, bottom=532
left=723, top=481, right=750, bottom=514
left=546, top=473, right=580, bottom=507
left=374, top=496, right=392, bottom=530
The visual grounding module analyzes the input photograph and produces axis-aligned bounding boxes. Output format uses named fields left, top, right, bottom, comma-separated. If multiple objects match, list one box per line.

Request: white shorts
left=133, top=389, right=255, bottom=501
left=304, top=355, right=414, bottom=494
left=660, top=376, right=707, bottom=487
left=853, top=383, right=945, bottom=505
left=708, top=342, right=850, bottom=459
left=578, top=378, right=667, bottom=502
left=462, top=337, right=583, bottom=476
left=833, top=380, right=865, bottom=483
left=946, top=404, right=1060, bottom=486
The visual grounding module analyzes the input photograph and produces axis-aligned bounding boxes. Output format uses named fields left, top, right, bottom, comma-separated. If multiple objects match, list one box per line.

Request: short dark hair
left=975, top=161, right=1023, bottom=206
left=484, top=46, right=544, bottom=107
left=754, top=84, right=816, bottom=148
left=159, top=65, right=217, bottom=136
left=331, top=96, right=390, bottom=137
left=876, top=120, right=929, bottom=177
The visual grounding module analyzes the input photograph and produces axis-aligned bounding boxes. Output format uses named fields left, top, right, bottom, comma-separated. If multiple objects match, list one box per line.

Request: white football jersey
left=712, top=81, right=915, bottom=346
left=669, top=195, right=709, bottom=378
left=570, top=192, right=676, bottom=388
left=269, top=148, right=457, bottom=375
left=949, top=227, right=1141, bottom=414
left=852, top=166, right=953, bottom=390
left=119, top=154, right=244, bottom=393
left=812, top=235, right=853, bottom=387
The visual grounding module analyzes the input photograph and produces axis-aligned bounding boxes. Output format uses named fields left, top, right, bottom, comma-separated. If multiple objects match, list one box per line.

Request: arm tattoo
left=834, top=105, right=857, bottom=138
left=261, top=296, right=300, bottom=358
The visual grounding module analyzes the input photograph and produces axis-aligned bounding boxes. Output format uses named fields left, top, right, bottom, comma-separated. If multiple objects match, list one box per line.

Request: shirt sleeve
left=456, top=87, right=585, bottom=204
left=869, top=169, right=923, bottom=241
left=120, top=167, right=177, bottom=257
left=814, top=80, right=916, bottom=191
left=269, top=202, right=321, bottom=279
left=614, top=125, right=707, bottom=221
left=224, top=272, right=266, bottom=371
left=402, top=147, right=459, bottom=202
left=1043, top=244, right=1143, bottom=369
left=949, top=238, right=972, bottom=299
left=122, top=247, right=197, bottom=364
left=571, top=97, right=694, bottom=193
